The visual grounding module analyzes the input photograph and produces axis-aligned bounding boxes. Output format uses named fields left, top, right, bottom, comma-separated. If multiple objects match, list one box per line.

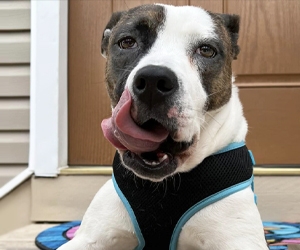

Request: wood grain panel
left=226, top=0, right=300, bottom=75
left=239, top=87, right=300, bottom=165
left=0, top=66, right=30, bottom=97
left=190, top=0, right=223, bottom=13
left=236, top=74, right=300, bottom=88
left=0, top=32, right=30, bottom=63
left=0, top=1, right=31, bottom=30
left=113, top=0, right=188, bottom=12
left=0, top=99, right=30, bottom=130
left=0, top=132, right=29, bottom=164
left=68, top=0, right=114, bottom=165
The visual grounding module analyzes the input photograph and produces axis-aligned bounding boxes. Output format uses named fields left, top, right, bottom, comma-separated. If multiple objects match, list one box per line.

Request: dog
left=58, top=4, right=269, bottom=250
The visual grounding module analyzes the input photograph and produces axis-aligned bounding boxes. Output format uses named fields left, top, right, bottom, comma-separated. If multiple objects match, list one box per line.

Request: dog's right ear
left=101, top=11, right=125, bottom=58
left=219, top=14, right=240, bottom=60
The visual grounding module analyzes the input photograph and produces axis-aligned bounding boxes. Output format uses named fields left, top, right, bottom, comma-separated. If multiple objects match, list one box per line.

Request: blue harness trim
left=113, top=141, right=255, bottom=250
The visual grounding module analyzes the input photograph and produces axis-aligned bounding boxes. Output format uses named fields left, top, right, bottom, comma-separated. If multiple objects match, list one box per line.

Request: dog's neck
left=203, top=84, right=248, bottom=153
left=179, top=83, right=248, bottom=172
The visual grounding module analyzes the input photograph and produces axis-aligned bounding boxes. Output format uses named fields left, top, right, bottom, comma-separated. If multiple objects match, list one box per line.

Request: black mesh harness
left=112, top=142, right=255, bottom=250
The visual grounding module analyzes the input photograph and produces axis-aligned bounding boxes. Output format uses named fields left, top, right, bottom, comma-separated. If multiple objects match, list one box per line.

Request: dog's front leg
left=177, top=187, right=269, bottom=250
left=57, top=179, right=138, bottom=250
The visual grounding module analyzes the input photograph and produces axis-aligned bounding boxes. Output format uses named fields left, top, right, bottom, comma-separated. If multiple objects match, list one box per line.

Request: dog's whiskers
left=151, top=182, right=161, bottom=194
left=162, top=179, right=168, bottom=199
left=174, top=173, right=182, bottom=192
left=206, top=112, right=221, bottom=126
left=123, top=0, right=129, bottom=10
left=180, top=102, right=222, bottom=127
left=114, top=66, right=136, bottom=73
left=133, top=174, right=138, bottom=189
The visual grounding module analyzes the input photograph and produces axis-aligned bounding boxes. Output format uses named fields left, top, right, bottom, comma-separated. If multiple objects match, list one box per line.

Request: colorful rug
left=35, top=221, right=300, bottom=250
left=264, top=222, right=300, bottom=249
left=35, top=221, right=81, bottom=250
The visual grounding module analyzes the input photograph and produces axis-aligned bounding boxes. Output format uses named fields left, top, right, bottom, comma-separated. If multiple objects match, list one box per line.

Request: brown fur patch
left=103, top=5, right=165, bottom=107
left=204, top=12, right=240, bottom=111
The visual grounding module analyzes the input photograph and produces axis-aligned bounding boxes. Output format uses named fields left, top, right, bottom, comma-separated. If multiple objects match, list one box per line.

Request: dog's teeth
left=142, top=159, right=160, bottom=166
left=143, top=159, right=152, bottom=165
left=158, top=154, right=168, bottom=163
left=162, top=154, right=168, bottom=161
left=142, top=154, right=168, bottom=166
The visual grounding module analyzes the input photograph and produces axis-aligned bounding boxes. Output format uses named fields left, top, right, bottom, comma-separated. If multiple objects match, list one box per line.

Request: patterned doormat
left=35, top=221, right=300, bottom=250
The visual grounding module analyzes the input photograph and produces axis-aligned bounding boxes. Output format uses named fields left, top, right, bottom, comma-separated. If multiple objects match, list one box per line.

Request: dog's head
left=101, top=4, right=240, bottom=181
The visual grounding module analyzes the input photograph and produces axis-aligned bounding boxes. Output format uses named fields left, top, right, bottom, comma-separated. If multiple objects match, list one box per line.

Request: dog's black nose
left=133, top=65, right=178, bottom=106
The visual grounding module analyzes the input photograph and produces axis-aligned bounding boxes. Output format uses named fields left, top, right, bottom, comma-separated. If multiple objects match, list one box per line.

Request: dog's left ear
left=219, top=14, right=240, bottom=60
left=101, top=11, right=125, bottom=58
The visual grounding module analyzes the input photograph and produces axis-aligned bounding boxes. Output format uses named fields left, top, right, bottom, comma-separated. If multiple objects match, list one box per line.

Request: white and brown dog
left=59, top=4, right=268, bottom=250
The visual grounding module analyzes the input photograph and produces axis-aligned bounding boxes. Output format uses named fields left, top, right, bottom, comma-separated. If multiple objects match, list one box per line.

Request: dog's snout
left=133, top=66, right=178, bottom=106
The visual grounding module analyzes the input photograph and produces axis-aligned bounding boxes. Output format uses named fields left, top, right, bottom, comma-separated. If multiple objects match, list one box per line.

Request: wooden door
left=68, top=1, right=113, bottom=165
left=225, top=0, right=300, bottom=165
left=68, top=0, right=300, bottom=166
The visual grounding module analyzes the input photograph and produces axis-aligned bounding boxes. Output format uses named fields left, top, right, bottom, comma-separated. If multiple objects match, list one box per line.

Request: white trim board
left=29, top=0, right=68, bottom=176
left=0, top=0, right=69, bottom=199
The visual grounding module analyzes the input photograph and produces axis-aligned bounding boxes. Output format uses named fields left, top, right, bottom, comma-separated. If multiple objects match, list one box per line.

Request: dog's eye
left=196, top=45, right=216, bottom=58
left=119, top=37, right=137, bottom=49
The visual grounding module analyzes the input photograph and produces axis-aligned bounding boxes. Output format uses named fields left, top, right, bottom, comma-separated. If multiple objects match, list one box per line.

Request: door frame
left=29, top=0, right=68, bottom=176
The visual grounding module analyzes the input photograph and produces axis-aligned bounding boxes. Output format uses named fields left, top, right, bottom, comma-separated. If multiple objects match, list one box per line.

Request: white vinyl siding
left=0, top=66, right=30, bottom=97
left=0, top=32, right=30, bottom=63
left=0, top=1, right=30, bottom=186
left=0, top=1, right=30, bottom=30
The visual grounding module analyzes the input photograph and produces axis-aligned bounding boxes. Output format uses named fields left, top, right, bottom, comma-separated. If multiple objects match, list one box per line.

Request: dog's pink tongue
left=101, top=89, right=169, bottom=153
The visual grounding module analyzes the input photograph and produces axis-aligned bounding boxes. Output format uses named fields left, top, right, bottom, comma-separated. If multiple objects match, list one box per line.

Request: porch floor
left=1, top=223, right=300, bottom=250
left=0, top=224, right=58, bottom=250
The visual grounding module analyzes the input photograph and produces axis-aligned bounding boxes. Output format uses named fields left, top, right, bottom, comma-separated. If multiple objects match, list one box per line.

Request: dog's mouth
left=123, top=149, right=174, bottom=177
left=122, top=135, right=193, bottom=180
left=101, top=89, right=193, bottom=180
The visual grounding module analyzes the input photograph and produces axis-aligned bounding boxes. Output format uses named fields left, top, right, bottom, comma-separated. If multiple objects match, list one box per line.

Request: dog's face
left=101, top=4, right=240, bottom=181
